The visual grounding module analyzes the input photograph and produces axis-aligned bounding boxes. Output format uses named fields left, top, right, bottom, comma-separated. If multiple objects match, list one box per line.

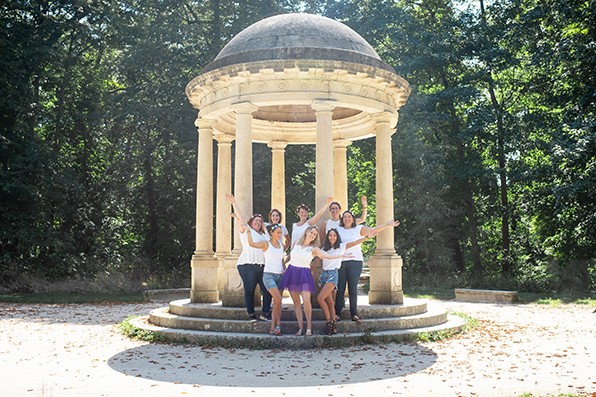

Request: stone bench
left=454, top=288, right=518, bottom=303
left=144, top=288, right=190, bottom=302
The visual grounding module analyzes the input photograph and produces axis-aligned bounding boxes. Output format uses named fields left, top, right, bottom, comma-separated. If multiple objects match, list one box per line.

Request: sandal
left=326, top=320, right=334, bottom=335
left=305, top=329, right=312, bottom=336
left=273, top=325, right=282, bottom=336
left=332, top=320, right=338, bottom=334
left=351, top=315, right=362, bottom=324
left=334, top=315, right=341, bottom=322
left=295, top=328, right=303, bottom=336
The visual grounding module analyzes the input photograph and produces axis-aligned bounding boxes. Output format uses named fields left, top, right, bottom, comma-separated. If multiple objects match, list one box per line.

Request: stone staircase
left=132, top=295, right=465, bottom=348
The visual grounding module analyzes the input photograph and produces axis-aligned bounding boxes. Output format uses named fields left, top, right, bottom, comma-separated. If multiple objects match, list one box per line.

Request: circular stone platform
left=132, top=296, right=465, bottom=349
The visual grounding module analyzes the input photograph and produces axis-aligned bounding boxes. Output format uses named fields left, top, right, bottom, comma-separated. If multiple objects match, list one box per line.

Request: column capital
left=311, top=100, right=336, bottom=113
left=371, top=111, right=398, bottom=128
left=267, top=141, right=288, bottom=151
left=214, top=133, right=234, bottom=145
left=333, top=139, right=353, bottom=149
left=195, top=117, right=217, bottom=129
left=232, top=102, right=258, bottom=115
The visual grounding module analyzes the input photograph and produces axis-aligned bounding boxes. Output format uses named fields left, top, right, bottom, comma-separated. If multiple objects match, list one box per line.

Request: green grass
left=404, top=286, right=595, bottom=306
left=0, top=292, right=145, bottom=304
left=118, top=315, right=166, bottom=342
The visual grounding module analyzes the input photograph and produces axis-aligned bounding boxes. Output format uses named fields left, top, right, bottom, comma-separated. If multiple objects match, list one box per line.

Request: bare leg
left=268, top=287, right=283, bottom=332
left=301, top=291, right=312, bottom=332
left=317, top=283, right=335, bottom=321
left=289, top=291, right=303, bottom=333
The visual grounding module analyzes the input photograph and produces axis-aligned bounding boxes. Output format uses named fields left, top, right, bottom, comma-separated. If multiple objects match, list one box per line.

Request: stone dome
left=202, top=13, right=395, bottom=73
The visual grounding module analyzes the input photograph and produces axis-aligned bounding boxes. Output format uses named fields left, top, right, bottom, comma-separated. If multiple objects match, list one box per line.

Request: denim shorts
left=263, top=272, right=283, bottom=291
left=319, top=269, right=339, bottom=287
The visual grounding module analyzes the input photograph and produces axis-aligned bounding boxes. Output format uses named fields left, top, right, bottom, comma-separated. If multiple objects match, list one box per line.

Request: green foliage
left=0, top=0, right=593, bottom=294
left=119, top=315, right=166, bottom=342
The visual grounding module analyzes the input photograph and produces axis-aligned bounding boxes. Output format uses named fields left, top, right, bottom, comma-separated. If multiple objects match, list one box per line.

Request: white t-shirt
left=263, top=241, right=285, bottom=274
left=336, top=225, right=364, bottom=261
left=237, top=229, right=267, bottom=265
left=322, top=243, right=346, bottom=270
left=291, top=222, right=310, bottom=247
left=288, top=244, right=314, bottom=268
left=325, top=218, right=341, bottom=232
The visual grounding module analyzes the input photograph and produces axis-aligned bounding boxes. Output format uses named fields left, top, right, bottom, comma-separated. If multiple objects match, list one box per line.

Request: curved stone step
left=130, top=314, right=465, bottom=349
left=149, top=307, right=447, bottom=335
left=168, top=297, right=428, bottom=321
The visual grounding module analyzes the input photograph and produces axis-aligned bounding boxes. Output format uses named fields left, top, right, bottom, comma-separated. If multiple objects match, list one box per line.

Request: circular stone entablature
left=186, top=13, right=410, bottom=144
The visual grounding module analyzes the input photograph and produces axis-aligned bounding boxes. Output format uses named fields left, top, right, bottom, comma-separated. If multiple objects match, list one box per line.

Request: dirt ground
left=1, top=299, right=594, bottom=397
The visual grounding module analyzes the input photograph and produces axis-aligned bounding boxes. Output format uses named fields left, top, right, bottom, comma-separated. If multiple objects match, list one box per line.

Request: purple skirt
left=281, top=265, right=316, bottom=293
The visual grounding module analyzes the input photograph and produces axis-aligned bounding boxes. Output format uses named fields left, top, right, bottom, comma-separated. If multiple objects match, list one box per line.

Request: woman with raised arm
left=265, top=209, right=290, bottom=251
left=317, top=228, right=373, bottom=335
left=291, top=196, right=334, bottom=248
left=225, top=194, right=272, bottom=323
left=335, top=211, right=400, bottom=323
left=324, top=196, right=368, bottom=233
left=246, top=223, right=286, bottom=336
left=281, top=224, right=353, bottom=336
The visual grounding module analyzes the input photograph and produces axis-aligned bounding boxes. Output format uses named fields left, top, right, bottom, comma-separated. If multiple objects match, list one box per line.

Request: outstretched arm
left=225, top=193, right=249, bottom=233
left=307, top=196, right=334, bottom=226
left=355, top=196, right=368, bottom=225
left=312, top=247, right=354, bottom=260
left=345, top=232, right=375, bottom=249
left=246, top=228, right=268, bottom=251
left=360, top=220, right=400, bottom=236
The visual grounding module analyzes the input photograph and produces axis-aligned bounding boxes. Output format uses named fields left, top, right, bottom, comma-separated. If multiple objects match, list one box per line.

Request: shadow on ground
left=108, top=342, right=437, bottom=387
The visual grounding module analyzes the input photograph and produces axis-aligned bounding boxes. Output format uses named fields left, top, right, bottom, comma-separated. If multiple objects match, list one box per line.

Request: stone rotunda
left=139, top=13, right=464, bottom=346
left=186, top=13, right=411, bottom=306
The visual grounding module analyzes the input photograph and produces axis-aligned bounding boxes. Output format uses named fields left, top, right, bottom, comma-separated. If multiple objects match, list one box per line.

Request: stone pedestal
left=190, top=255, right=220, bottom=303
left=367, top=254, right=404, bottom=304
left=221, top=255, right=244, bottom=307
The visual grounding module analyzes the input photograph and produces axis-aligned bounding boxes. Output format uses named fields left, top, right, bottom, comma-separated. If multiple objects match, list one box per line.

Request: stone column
left=268, top=141, right=287, bottom=220
left=333, top=139, right=352, bottom=210
left=215, top=134, right=233, bottom=295
left=311, top=100, right=335, bottom=212
left=190, top=118, right=219, bottom=303
left=222, top=103, right=258, bottom=307
left=368, top=112, right=404, bottom=304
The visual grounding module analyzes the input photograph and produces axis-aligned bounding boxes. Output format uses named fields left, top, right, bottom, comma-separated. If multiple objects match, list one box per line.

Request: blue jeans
left=335, top=260, right=363, bottom=317
left=237, top=264, right=272, bottom=315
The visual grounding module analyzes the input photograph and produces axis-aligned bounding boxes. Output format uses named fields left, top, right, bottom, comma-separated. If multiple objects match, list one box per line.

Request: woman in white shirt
left=318, top=228, right=372, bottom=335
left=225, top=194, right=272, bottom=323
left=335, top=210, right=400, bottom=323
left=324, top=196, right=368, bottom=234
left=247, top=223, right=285, bottom=336
left=291, top=196, right=333, bottom=248
left=281, top=225, right=352, bottom=336
left=264, top=208, right=290, bottom=251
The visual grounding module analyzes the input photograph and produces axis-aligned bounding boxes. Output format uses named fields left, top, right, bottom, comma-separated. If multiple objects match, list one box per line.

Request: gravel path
left=1, top=300, right=594, bottom=397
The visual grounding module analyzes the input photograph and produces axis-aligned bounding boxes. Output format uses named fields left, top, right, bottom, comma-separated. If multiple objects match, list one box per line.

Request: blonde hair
left=297, top=225, right=320, bottom=247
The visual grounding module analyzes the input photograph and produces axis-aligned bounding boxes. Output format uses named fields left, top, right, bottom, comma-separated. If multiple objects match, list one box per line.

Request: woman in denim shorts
left=247, top=223, right=286, bottom=335
left=318, top=229, right=371, bottom=335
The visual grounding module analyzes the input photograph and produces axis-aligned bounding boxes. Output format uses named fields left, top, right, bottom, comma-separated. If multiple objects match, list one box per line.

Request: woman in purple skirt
left=282, top=224, right=353, bottom=336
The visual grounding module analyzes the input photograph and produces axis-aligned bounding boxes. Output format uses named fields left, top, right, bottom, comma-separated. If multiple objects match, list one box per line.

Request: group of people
left=225, top=194, right=400, bottom=336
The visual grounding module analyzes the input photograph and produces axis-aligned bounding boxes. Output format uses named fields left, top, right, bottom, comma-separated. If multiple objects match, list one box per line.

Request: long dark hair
left=266, top=223, right=282, bottom=235
left=323, top=228, right=342, bottom=251
left=339, top=210, right=357, bottom=229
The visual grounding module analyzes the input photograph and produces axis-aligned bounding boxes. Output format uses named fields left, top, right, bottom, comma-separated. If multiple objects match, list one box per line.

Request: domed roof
left=202, top=13, right=395, bottom=73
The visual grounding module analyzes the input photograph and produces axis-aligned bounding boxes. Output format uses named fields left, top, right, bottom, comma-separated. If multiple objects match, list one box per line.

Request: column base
left=368, top=253, right=404, bottom=304
left=221, top=254, right=245, bottom=307
left=190, top=254, right=220, bottom=303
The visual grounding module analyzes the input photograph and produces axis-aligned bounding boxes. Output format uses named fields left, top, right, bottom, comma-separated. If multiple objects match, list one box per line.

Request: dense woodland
left=1, top=0, right=594, bottom=293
